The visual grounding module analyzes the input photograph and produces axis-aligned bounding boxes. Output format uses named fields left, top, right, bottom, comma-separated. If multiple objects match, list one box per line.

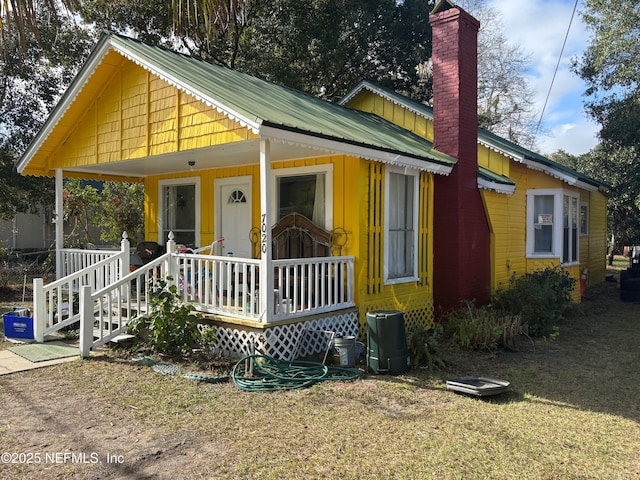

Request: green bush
left=406, top=326, right=445, bottom=369
left=444, top=301, right=522, bottom=352
left=491, top=267, right=576, bottom=337
left=131, top=276, right=211, bottom=356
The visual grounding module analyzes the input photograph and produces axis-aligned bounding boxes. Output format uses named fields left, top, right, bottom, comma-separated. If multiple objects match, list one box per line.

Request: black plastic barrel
left=366, top=310, right=410, bottom=374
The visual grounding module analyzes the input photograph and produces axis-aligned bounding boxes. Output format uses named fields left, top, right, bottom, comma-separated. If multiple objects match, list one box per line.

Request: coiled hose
left=231, top=354, right=364, bottom=392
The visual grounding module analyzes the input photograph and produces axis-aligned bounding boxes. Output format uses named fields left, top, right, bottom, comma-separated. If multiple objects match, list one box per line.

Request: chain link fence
left=0, top=250, right=56, bottom=303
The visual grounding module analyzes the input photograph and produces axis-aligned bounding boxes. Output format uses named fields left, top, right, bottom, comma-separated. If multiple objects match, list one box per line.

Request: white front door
left=216, top=176, right=252, bottom=258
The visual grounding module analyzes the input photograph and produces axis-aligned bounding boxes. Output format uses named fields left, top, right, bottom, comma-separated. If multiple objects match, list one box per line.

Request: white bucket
left=334, top=336, right=356, bottom=368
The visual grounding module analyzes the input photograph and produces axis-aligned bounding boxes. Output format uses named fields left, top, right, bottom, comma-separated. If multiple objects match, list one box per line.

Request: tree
left=457, top=0, right=537, bottom=146
left=573, top=1, right=640, bottom=254
left=63, top=179, right=101, bottom=247
left=576, top=0, right=640, bottom=149
left=1, top=0, right=246, bottom=57
left=0, top=1, right=92, bottom=221
left=99, top=182, right=144, bottom=246
left=237, top=0, right=398, bottom=100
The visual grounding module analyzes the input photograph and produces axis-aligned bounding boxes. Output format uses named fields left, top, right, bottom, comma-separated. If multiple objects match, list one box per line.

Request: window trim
left=384, top=166, right=420, bottom=285
left=158, top=176, right=201, bottom=246
left=526, top=188, right=580, bottom=266
left=580, top=201, right=589, bottom=236
left=270, top=164, right=333, bottom=230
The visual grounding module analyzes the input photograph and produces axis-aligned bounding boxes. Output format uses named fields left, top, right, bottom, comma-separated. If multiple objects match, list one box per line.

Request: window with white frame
left=159, top=178, right=200, bottom=247
left=272, top=165, right=333, bottom=230
left=526, top=188, right=580, bottom=264
left=580, top=201, right=589, bottom=236
left=385, top=168, right=419, bottom=283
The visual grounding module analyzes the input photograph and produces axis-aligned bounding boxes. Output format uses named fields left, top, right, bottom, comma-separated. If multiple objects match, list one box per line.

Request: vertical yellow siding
left=347, top=91, right=434, bottom=142
left=587, top=191, right=607, bottom=285
left=121, top=63, right=149, bottom=159
left=481, top=161, right=528, bottom=291
left=478, top=144, right=510, bottom=177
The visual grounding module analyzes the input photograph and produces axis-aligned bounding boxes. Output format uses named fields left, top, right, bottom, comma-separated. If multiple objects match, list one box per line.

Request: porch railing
left=272, top=256, right=355, bottom=321
left=33, top=246, right=128, bottom=342
left=32, top=233, right=355, bottom=355
left=176, top=253, right=261, bottom=320
left=79, top=254, right=172, bottom=357
left=175, top=253, right=355, bottom=321
left=58, top=247, right=121, bottom=279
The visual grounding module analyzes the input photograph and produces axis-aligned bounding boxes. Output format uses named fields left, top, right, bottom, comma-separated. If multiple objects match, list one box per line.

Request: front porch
left=31, top=232, right=357, bottom=360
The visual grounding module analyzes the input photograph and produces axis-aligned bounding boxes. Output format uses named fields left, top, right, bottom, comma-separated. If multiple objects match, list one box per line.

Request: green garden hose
left=231, top=354, right=364, bottom=392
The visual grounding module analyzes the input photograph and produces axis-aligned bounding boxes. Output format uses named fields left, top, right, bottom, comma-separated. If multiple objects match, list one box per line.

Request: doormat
left=8, top=341, right=79, bottom=363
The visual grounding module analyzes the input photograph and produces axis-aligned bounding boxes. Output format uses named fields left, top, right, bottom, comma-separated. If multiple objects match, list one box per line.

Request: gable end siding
left=49, top=59, right=257, bottom=171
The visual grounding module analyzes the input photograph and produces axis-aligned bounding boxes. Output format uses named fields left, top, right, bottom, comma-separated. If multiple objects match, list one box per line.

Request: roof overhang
left=260, top=124, right=454, bottom=175
left=341, top=81, right=604, bottom=191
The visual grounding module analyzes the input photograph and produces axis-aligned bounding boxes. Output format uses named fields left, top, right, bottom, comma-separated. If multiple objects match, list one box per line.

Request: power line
left=535, top=0, right=580, bottom=137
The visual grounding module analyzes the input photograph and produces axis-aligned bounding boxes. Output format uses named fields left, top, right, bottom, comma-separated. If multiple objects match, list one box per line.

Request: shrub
left=406, top=326, right=445, bottom=369
left=444, top=301, right=522, bottom=352
left=131, top=276, right=212, bottom=356
left=491, top=267, right=576, bottom=337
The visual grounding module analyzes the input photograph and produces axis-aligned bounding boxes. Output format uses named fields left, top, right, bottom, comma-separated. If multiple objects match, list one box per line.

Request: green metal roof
left=107, top=33, right=456, bottom=169
left=342, top=80, right=605, bottom=191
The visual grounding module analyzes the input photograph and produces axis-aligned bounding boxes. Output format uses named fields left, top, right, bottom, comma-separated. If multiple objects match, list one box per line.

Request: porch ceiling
left=61, top=138, right=324, bottom=178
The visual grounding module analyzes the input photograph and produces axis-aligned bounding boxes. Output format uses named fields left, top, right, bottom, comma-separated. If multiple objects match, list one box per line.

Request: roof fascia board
left=478, top=178, right=516, bottom=195
left=260, top=124, right=454, bottom=175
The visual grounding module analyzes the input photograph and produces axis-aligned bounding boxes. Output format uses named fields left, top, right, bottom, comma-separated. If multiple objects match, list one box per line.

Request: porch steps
left=91, top=305, right=142, bottom=344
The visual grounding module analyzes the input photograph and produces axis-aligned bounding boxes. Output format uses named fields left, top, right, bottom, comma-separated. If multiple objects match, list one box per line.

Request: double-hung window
left=526, top=188, right=579, bottom=264
left=385, top=168, right=419, bottom=283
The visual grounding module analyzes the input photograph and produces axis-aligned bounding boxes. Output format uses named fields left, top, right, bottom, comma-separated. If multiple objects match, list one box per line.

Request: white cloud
left=537, top=115, right=600, bottom=156
left=483, top=0, right=599, bottom=155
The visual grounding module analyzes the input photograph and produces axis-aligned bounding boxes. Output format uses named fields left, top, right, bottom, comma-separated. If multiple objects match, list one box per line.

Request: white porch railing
left=175, top=253, right=355, bottom=321
left=32, top=232, right=355, bottom=356
left=79, top=254, right=173, bottom=357
left=58, top=247, right=121, bottom=279
left=33, top=241, right=128, bottom=342
left=176, top=253, right=261, bottom=320
left=272, top=256, right=355, bottom=321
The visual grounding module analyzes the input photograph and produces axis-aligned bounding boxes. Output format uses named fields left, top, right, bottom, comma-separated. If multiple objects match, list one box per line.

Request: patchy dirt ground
left=1, top=264, right=636, bottom=480
left=0, top=354, right=237, bottom=480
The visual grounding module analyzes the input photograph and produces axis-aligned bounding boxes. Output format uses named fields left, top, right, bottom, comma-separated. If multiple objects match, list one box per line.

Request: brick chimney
left=430, top=1, right=491, bottom=313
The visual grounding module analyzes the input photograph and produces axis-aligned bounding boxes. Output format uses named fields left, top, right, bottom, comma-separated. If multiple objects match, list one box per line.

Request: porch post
left=79, top=285, right=93, bottom=358
left=166, top=231, right=179, bottom=288
left=259, top=139, right=274, bottom=322
left=32, top=278, right=45, bottom=343
left=54, top=169, right=64, bottom=279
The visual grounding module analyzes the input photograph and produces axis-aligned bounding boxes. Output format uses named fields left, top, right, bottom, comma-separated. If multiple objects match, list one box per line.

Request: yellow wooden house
left=18, top=32, right=458, bottom=358
left=341, top=81, right=608, bottom=300
left=17, top=3, right=606, bottom=359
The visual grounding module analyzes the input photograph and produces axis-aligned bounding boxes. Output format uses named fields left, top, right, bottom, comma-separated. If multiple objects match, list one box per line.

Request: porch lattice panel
left=213, top=309, right=359, bottom=361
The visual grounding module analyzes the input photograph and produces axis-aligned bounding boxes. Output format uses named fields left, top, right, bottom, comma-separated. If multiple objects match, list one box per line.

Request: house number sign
left=261, top=213, right=268, bottom=254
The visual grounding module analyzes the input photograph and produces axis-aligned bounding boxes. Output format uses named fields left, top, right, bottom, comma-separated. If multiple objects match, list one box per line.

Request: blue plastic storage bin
left=2, top=310, right=34, bottom=340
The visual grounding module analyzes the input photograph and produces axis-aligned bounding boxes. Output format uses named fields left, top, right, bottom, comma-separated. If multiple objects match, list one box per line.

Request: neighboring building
left=0, top=211, right=54, bottom=250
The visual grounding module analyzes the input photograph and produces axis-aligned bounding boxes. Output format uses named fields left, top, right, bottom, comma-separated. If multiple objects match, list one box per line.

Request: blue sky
left=485, top=0, right=599, bottom=156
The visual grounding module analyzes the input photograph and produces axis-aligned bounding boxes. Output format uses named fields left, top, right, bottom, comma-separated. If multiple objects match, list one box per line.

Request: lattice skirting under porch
left=213, top=308, right=359, bottom=361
